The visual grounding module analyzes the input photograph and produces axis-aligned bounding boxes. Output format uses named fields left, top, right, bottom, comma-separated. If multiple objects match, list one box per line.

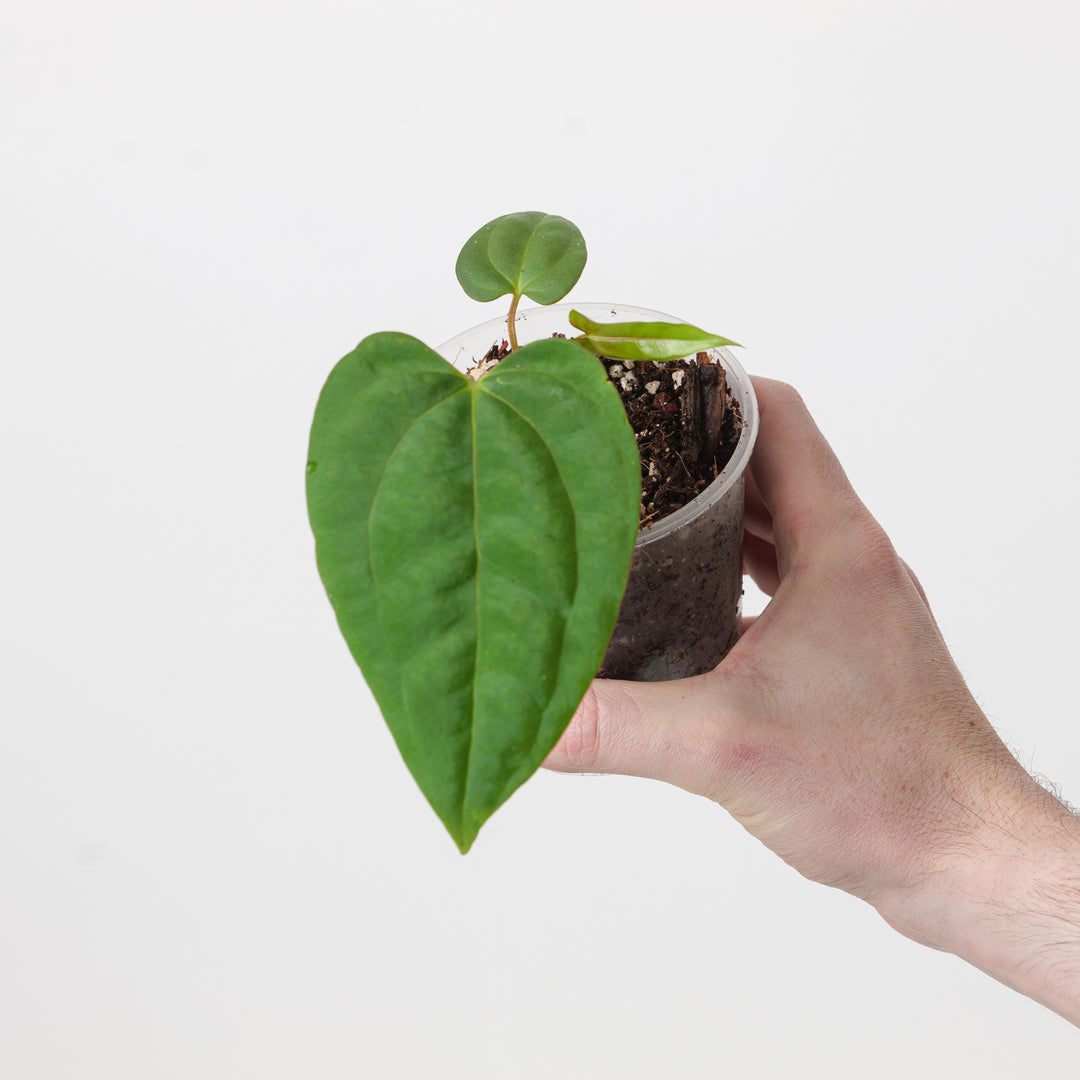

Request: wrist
left=883, top=772, right=1080, bottom=1025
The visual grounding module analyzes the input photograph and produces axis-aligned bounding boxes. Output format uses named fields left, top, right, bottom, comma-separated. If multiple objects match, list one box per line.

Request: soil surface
left=471, top=341, right=744, bottom=529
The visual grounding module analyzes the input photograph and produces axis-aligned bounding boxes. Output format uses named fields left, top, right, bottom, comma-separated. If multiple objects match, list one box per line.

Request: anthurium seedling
left=307, top=211, right=738, bottom=852
left=455, top=211, right=739, bottom=359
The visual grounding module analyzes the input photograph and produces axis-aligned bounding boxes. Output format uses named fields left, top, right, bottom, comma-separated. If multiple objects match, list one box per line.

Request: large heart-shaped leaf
left=455, top=212, right=587, bottom=305
left=306, top=334, right=639, bottom=852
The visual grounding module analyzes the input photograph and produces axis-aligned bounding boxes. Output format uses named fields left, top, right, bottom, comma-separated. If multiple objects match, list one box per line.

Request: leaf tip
left=451, top=823, right=478, bottom=855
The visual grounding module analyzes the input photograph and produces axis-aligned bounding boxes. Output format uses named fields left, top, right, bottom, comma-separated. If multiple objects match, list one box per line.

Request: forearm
left=881, top=774, right=1080, bottom=1026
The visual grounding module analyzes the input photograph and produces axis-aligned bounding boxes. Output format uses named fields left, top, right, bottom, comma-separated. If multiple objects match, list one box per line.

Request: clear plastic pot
left=439, top=303, right=759, bottom=681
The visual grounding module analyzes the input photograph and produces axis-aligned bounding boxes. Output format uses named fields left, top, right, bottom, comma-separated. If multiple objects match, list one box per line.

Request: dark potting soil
left=469, top=339, right=748, bottom=680
left=472, top=342, right=744, bottom=530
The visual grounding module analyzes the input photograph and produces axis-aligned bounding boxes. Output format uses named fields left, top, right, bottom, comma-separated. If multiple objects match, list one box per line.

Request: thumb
left=544, top=676, right=727, bottom=794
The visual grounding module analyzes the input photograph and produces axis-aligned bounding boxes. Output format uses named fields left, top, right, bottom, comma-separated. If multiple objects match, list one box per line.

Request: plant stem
left=507, top=292, right=521, bottom=351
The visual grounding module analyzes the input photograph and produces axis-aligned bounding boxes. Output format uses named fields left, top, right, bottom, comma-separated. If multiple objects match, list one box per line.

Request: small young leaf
left=568, top=308, right=741, bottom=362
left=306, top=334, right=639, bottom=852
left=455, top=212, right=587, bottom=305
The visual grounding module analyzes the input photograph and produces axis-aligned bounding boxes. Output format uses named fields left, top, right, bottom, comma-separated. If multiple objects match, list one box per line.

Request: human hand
left=545, top=377, right=1080, bottom=1024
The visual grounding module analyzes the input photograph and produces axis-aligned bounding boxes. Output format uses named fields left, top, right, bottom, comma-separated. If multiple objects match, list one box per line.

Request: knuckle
left=562, top=683, right=605, bottom=771
left=845, top=512, right=895, bottom=564
left=839, top=516, right=906, bottom=589
left=766, top=378, right=805, bottom=408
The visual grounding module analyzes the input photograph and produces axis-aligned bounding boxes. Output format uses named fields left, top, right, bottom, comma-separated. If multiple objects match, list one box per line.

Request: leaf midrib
left=459, top=374, right=581, bottom=833
left=509, top=212, right=548, bottom=298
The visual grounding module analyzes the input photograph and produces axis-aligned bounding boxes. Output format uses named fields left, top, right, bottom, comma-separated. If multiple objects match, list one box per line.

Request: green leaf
left=455, top=212, right=587, bottom=305
left=568, top=308, right=741, bottom=362
left=306, top=333, right=639, bottom=852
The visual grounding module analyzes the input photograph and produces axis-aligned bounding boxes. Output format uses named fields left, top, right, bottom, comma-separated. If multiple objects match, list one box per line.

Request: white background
left=4, top=1, right=1079, bottom=1075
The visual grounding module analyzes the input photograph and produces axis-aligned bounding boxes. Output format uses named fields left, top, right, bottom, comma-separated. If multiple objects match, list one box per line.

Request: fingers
left=742, top=530, right=780, bottom=596
left=544, top=681, right=668, bottom=776
left=544, top=678, right=725, bottom=794
left=748, top=378, right=864, bottom=571
left=743, top=466, right=774, bottom=544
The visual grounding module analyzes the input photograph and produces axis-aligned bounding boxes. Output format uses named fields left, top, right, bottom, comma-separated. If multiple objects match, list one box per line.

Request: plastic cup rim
left=436, top=302, right=760, bottom=548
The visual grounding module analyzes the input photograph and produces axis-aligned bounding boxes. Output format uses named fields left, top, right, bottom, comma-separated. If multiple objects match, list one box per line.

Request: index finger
left=748, top=377, right=864, bottom=570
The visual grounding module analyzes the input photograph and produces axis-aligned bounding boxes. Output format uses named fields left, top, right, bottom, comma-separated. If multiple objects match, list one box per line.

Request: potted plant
left=306, top=212, right=758, bottom=852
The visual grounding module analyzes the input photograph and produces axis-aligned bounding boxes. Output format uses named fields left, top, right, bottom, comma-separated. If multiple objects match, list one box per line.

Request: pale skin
left=544, top=377, right=1080, bottom=1026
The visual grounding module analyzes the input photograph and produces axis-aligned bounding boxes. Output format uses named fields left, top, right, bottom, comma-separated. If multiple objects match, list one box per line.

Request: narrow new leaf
left=455, top=212, right=587, bottom=305
left=306, top=334, right=639, bottom=852
left=568, top=308, right=741, bottom=362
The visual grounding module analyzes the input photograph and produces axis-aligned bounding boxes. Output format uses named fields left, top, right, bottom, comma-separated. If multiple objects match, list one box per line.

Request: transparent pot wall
left=439, top=303, right=759, bottom=682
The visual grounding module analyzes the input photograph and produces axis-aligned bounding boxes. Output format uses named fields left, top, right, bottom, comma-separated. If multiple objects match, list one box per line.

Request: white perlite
left=466, top=356, right=500, bottom=381
left=645, top=380, right=661, bottom=395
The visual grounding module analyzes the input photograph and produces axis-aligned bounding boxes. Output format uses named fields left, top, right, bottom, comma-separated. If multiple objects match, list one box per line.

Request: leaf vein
left=365, top=382, right=472, bottom=778
left=472, top=381, right=582, bottom=772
